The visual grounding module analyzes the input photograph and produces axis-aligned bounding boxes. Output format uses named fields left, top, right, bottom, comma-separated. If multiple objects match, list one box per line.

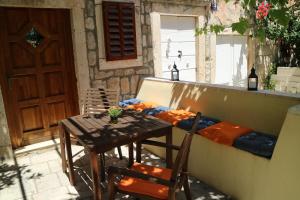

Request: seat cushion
left=119, top=98, right=142, bottom=107
left=154, top=110, right=196, bottom=126
left=118, top=163, right=172, bottom=199
left=142, top=106, right=170, bottom=116
left=126, top=102, right=158, bottom=112
left=198, top=121, right=253, bottom=146
left=177, top=116, right=220, bottom=131
left=233, top=132, right=277, bottom=158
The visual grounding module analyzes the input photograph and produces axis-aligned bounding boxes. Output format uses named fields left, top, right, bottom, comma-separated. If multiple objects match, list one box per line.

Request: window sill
left=99, top=56, right=143, bottom=70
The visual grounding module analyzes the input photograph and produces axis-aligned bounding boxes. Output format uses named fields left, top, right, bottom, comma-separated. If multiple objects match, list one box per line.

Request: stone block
left=130, top=75, right=139, bottom=94
left=147, top=47, right=153, bottom=61
left=143, top=35, right=147, bottom=47
left=85, top=17, right=95, bottom=30
left=136, top=68, right=149, bottom=75
left=120, top=77, right=130, bottom=94
left=87, top=50, right=96, bottom=66
left=107, top=77, right=120, bottom=90
left=95, top=70, right=114, bottom=79
left=124, top=68, right=135, bottom=76
left=92, top=80, right=107, bottom=88
left=114, top=69, right=124, bottom=76
left=86, top=31, right=96, bottom=50
left=86, top=0, right=95, bottom=17
left=145, top=3, right=152, bottom=13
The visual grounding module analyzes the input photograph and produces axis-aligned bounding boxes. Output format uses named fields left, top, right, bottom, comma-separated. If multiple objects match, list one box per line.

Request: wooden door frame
left=0, top=7, right=79, bottom=148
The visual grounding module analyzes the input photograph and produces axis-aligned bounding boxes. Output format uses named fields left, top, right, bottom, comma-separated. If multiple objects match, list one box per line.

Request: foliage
left=262, top=63, right=277, bottom=90
left=195, top=0, right=300, bottom=67
left=108, top=106, right=122, bottom=118
left=266, top=6, right=300, bottom=66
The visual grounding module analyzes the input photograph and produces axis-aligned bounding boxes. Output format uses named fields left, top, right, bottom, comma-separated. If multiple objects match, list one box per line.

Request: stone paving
left=0, top=143, right=231, bottom=200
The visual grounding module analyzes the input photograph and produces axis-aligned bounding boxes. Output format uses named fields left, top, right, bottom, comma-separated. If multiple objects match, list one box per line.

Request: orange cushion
left=198, top=121, right=253, bottom=146
left=118, top=163, right=172, bottom=199
left=126, top=102, right=158, bottom=112
left=154, top=110, right=195, bottom=126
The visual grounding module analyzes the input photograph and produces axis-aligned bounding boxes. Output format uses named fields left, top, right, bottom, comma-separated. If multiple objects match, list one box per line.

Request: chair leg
left=100, top=153, right=106, bottom=182
left=183, top=176, right=192, bottom=200
left=117, top=146, right=123, bottom=160
left=108, top=175, right=117, bottom=200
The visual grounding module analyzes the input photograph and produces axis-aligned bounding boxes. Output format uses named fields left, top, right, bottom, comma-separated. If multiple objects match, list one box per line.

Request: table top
left=60, top=110, right=172, bottom=152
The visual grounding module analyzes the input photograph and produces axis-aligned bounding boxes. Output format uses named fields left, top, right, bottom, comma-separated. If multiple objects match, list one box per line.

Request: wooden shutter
left=103, top=2, right=137, bottom=61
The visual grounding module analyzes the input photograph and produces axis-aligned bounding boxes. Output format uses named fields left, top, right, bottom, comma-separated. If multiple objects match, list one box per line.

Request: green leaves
left=210, top=25, right=225, bottom=34
left=195, top=25, right=225, bottom=36
left=269, top=8, right=290, bottom=27
left=256, top=28, right=266, bottom=42
left=231, top=18, right=249, bottom=35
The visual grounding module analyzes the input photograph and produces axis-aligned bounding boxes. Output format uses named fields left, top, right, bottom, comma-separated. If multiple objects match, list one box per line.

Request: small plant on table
left=108, top=106, right=123, bottom=124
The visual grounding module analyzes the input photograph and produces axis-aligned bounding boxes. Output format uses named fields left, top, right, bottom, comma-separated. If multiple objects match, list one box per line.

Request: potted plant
left=108, top=106, right=123, bottom=124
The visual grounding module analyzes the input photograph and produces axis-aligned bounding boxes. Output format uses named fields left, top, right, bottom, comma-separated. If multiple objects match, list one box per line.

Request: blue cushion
left=142, top=106, right=170, bottom=116
left=119, top=98, right=142, bottom=107
left=233, top=132, right=277, bottom=158
left=177, top=116, right=220, bottom=131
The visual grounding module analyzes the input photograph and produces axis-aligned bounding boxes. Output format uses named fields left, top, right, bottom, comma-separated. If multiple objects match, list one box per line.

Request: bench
left=124, top=77, right=300, bottom=200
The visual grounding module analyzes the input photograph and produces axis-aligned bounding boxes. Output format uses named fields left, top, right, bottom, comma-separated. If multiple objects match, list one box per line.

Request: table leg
left=128, top=143, right=134, bottom=167
left=65, top=129, right=75, bottom=185
left=90, top=151, right=102, bottom=200
left=136, top=142, right=142, bottom=163
left=166, top=128, right=173, bottom=168
left=59, top=124, right=66, bottom=173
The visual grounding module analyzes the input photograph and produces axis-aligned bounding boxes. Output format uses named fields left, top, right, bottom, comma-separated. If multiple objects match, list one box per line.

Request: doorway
left=0, top=7, right=79, bottom=148
left=160, top=16, right=197, bottom=82
left=215, top=35, right=248, bottom=87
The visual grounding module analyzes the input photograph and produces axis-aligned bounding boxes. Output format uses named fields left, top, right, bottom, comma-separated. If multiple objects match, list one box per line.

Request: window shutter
left=103, top=2, right=137, bottom=61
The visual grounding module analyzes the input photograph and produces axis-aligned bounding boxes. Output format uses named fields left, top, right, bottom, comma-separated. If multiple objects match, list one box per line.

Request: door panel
left=215, top=35, right=248, bottom=87
left=0, top=7, right=79, bottom=147
left=160, top=16, right=196, bottom=82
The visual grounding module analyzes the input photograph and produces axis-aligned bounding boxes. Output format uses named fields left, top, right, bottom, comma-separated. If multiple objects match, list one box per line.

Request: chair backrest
left=170, top=112, right=202, bottom=181
left=83, top=88, right=119, bottom=114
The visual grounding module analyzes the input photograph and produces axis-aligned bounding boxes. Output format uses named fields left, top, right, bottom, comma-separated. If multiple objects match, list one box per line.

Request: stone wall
left=272, top=67, right=300, bottom=94
left=0, top=88, right=12, bottom=161
left=85, top=0, right=155, bottom=100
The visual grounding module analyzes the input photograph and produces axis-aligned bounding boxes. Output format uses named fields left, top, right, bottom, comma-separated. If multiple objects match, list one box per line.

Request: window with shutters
left=102, top=2, right=137, bottom=61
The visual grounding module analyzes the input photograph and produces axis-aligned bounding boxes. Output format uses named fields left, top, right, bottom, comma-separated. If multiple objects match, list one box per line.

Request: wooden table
left=59, top=110, right=173, bottom=200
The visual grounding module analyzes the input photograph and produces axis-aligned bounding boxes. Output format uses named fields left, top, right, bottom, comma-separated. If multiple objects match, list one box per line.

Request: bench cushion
left=127, top=102, right=158, bottom=112
left=177, top=116, right=220, bottom=131
left=119, top=98, right=142, bottom=107
left=118, top=162, right=171, bottom=199
left=233, top=132, right=277, bottom=158
left=142, top=106, right=170, bottom=116
left=198, top=121, right=253, bottom=146
left=155, top=110, right=195, bottom=126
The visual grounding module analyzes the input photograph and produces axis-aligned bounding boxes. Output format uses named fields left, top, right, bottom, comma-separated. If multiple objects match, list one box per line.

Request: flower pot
left=110, top=116, right=119, bottom=124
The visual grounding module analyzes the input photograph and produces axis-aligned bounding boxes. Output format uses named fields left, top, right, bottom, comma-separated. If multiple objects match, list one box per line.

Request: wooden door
left=0, top=8, right=79, bottom=148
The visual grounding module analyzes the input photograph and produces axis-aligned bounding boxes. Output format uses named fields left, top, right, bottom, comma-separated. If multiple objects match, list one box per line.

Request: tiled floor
left=0, top=143, right=231, bottom=200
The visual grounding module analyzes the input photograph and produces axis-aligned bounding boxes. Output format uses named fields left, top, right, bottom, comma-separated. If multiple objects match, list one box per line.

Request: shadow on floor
left=68, top=146, right=232, bottom=200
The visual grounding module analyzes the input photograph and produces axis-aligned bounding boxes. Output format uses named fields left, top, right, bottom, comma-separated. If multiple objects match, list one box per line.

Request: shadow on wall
left=170, top=83, right=208, bottom=112
left=232, top=40, right=247, bottom=87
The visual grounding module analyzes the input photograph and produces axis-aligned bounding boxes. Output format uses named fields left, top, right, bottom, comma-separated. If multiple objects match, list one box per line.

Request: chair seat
left=118, top=163, right=172, bottom=199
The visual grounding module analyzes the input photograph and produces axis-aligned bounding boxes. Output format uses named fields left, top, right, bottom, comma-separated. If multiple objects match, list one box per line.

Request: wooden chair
left=82, top=88, right=123, bottom=180
left=107, top=112, right=202, bottom=200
